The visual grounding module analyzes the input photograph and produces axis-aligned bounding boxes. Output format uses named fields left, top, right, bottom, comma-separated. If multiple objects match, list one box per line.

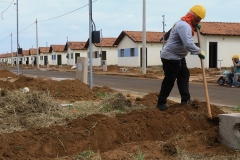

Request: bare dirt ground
left=0, top=69, right=239, bottom=159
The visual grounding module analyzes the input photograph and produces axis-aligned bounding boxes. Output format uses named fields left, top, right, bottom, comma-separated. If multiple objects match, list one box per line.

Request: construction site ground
left=0, top=66, right=239, bottom=159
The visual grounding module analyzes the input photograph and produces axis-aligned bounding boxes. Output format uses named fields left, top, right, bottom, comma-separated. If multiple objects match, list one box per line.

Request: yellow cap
left=190, top=5, right=206, bottom=19
left=233, top=54, right=239, bottom=59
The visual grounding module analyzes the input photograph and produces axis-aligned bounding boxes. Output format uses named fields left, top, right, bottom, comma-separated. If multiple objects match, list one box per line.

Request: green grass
left=96, top=92, right=109, bottom=98
left=77, top=147, right=94, bottom=159
left=136, top=148, right=145, bottom=160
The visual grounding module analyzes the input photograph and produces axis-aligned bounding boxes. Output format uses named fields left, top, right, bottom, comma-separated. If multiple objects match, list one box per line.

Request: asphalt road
left=2, top=67, right=239, bottom=107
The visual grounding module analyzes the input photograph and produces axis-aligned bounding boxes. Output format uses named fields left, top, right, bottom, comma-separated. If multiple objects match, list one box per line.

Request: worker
left=156, top=5, right=206, bottom=111
left=227, top=54, right=240, bottom=88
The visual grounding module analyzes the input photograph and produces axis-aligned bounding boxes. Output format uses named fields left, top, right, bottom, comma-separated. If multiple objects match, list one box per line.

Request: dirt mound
left=135, top=92, right=177, bottom=107
left=0, top=102, right=230, bottom=159
left=0, top=69, right=18, bottom=78
left=0, top=76, right=114, bottom=101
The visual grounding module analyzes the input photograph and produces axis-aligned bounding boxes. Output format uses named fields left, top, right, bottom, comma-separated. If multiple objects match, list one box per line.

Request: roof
left=114, top=31, right=163, bottom=45
left=161, top=21, right=240, bottom=41
left=39, top=47, right=50, bottom=53
left=84, top=38, right=117, bottom=48
left=0, top=54, right=6, bottom=58
left=50, top=45, right=66, bottom=52
left=65, top=42, right=87, bottom=50
left=22, top=50, right=30, bottom=56
left=200, top=22, right=240, bottom=36
left=29, top=48, right=37, bottom=55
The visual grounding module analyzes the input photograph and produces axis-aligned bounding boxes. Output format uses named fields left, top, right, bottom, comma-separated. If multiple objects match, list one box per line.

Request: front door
left=57, top=55, right=62, bottom=65
left=75, top=53, right=80, bottom=64
left=44, top=56, right=48, bottom=65
left=209, top=42, right=217, bottom=68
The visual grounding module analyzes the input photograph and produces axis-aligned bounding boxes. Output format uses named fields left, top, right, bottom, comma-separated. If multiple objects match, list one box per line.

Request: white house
left=84, top=38, right=118, bottom=66
left=20, top=50, right=31, bottom=65
left=50, top=45, right=67, bottom=65
left=113, top=31, right=163, bottom=67
left=161, top=22, right=240, bottom=68
left=65, top=41, right=88, bottom=66
left=39, top=47, right=50, bottom=66
left=29, top=48, right=38, bottom=65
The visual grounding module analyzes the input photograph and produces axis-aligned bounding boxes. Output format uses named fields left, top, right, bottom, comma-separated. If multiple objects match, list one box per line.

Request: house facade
left=114, top=31, right=163, bottom=67
left=163, top=22, right=240, bottom=68
left=50, top=45, right=66, bottom=65
left=85, top=38, right=118, bottom=66
left=65, top=41, right=88, bottom=66
left=39, top=47, right=50, bottom=66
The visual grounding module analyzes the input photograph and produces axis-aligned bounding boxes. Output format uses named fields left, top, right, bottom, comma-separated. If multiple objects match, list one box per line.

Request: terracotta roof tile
left=84, top=38, right=118, bottom=48
left=114, top=31, right=163, bottom=45
left=0, top=54, right=6, bottom=58
left=66, top=42, right=87, bottom=50
left=95, top=38, right=117, bottom=47
left=200, top=22, right=240, bottom=36
left=39, top=47, right=50, bottom=53
left=22, top=50, right=30, bottom=56
left=50, top=45, right=66, bottom=52
left=29, top=48, right=37, bottom=55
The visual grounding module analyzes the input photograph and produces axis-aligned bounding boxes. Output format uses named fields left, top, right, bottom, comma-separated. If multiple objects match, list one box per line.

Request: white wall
left=137, top=42, right=163, bottom=66
left=186, top=34, right=240, bottom=68
left=102, top=47, right=118, bottom=65
left=67, top=48, right=88, bottom=66
left=117, top=36, right=139, bottom=67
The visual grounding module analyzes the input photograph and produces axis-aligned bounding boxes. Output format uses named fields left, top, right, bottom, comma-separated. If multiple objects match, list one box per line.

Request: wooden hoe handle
left=196, top=29, right=212, bottom=119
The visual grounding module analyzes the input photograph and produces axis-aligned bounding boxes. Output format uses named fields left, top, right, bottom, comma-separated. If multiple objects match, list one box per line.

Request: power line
left=0, top=34, right=11, bottom=42
left=1, top=0, right=14, bottom=20
left=38, top=0, right=97, bottom=22
left=0, top=0, right=12, bottom=3
left=0, top=0, right=98, bottom=43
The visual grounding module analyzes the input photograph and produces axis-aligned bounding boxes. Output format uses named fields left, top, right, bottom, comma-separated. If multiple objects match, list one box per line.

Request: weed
left=136, top=148, right=145, bottom=160
left=96, top=92, right=108, bottom=98
left=175, top=133, right=183, bottom=141
left=76, top=106, right=86, bottom=112
left=78, top=147, right=94, bottom=159
left=117, top=107, right=124, bottom=114
left=177, top=149, right=185, bottom=156
left=99, top=104, right=112, bottom=112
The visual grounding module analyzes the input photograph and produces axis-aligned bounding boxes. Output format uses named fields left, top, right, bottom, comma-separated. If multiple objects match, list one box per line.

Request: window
left=95, top=51, right=98, bottom=58
left=120, top=49, right=124, bottom=57
left=52, top=55, right=54, bottom=60
left=130, top=48, right=135, bottom=57
left=71, top=53, right=73, bottom=59
left=40, top=56, right=43, bottom=60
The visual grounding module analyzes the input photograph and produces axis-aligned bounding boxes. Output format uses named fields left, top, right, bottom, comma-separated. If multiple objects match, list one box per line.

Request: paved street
left=1, top=67, right=239, bottom=107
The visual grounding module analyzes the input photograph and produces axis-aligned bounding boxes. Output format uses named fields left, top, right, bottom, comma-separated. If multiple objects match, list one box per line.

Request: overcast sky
left=0, top=0, right=240, bottom=54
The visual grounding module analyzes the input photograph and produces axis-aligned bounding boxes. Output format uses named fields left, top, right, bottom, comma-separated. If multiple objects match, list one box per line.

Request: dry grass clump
left=0, top=89, right=68, bottom=133
left=97, top=92, right=147, bottom=116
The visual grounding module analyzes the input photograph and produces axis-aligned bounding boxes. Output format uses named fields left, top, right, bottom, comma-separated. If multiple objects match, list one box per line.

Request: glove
left=198, top=50, right=205, bottom=59
left=197, top=24, right=201, bottom=30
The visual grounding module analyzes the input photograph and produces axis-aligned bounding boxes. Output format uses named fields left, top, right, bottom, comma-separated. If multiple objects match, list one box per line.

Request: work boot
left=180, top=99, right=193, bottom=105
left=156, top=104, right=168, bottom=111
left=181, top=99, right=199, bottom=108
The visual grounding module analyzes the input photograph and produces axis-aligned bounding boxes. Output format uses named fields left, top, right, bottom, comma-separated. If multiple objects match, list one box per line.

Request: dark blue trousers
left=157, top=58, right=190, bottom=105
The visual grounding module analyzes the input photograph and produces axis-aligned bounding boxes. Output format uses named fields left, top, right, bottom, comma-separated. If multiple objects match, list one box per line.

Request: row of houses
left=1, top=22, right=240, bottom=68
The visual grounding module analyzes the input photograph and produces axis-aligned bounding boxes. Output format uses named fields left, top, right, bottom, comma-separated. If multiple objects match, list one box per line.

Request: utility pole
left=16, top=0, right=19, bottom=75
left=11, top=33, right=13, bottom=66
left=89, top=0, right=93, bottom=89
left=36, top=19, right=39, bottom=69
left=162, top=15, right=165, bottom=48
left=66, top=36, right=69, bottom=66
left=142, top=0, right=146, bottom=74
left=100, top=29, right=102, bottom=66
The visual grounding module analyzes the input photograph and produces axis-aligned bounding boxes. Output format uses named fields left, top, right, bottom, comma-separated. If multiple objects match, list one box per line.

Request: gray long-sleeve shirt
left=161, top=20, right=200, bottom=60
